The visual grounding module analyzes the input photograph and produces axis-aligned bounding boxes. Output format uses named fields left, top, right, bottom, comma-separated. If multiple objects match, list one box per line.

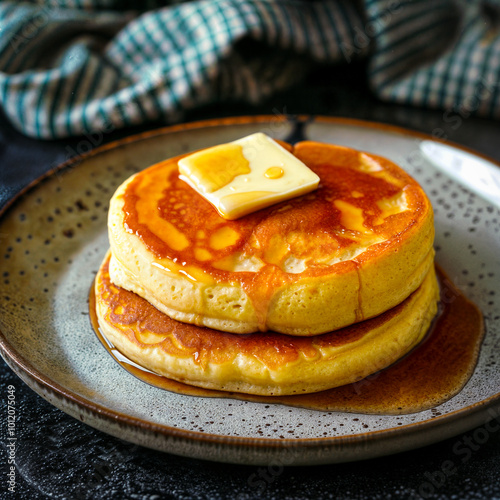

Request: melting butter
left=334, top=200, right=370, bottom=234
left=265, top=166, right=284, bottom=179
left=178, top=133, right=320, bottom=219
left=373, top=191, right=409, bottom=225
left=209, top=226, right=240, bottom=250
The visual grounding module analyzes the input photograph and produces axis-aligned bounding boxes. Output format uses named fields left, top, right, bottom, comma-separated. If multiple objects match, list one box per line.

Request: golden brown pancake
left=95, top=253, right=440, bottom=396
left=108, top=140, right=434, bottom=335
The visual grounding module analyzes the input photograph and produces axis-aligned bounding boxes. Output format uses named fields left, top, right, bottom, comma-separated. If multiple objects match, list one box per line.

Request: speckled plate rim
left=1, top=115, right=500, bottom=466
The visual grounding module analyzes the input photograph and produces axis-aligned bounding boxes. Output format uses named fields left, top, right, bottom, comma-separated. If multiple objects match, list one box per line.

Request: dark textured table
left=1, top=65, right=500, bottom=499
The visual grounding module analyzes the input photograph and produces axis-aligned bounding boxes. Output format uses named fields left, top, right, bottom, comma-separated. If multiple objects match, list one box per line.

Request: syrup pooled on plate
left=89, top=266, right=484, bottom=415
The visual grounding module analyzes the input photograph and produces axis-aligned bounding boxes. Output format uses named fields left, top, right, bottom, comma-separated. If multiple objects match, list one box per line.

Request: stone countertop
left=1, top=64, right=500, bottom=500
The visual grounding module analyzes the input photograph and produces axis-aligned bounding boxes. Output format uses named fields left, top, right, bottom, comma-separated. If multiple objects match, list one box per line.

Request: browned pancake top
left=121, top=141, right=428, bottom=280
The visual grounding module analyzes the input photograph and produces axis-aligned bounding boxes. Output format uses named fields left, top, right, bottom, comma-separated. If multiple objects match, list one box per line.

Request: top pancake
left=108, top=140, right=435, bottom=335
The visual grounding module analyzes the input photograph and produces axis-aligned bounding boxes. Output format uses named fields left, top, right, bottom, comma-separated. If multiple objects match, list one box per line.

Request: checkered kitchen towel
left=0, top=0, right=499, bottom=139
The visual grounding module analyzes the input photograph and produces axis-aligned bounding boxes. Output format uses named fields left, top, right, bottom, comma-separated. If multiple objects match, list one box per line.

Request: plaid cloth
left=0, top=0, right=498, bottom=139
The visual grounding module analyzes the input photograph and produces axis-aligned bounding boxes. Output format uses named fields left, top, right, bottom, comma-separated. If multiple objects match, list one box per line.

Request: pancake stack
left=95, top=136, right=438, bottom=396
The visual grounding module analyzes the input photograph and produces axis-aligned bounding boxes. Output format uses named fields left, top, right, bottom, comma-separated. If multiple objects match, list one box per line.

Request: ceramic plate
left=1, top=116, right=499, bottom=466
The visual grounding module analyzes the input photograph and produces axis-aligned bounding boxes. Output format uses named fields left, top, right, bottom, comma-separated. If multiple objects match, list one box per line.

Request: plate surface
left=1, top=116, right=499, bottom=465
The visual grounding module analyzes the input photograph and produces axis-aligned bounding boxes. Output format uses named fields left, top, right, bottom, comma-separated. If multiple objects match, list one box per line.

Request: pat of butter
left=178, top=133, right=320, bottom=219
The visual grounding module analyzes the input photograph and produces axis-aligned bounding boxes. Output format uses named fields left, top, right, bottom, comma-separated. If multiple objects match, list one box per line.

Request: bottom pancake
left=94, top=252, right=440, bottom=396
